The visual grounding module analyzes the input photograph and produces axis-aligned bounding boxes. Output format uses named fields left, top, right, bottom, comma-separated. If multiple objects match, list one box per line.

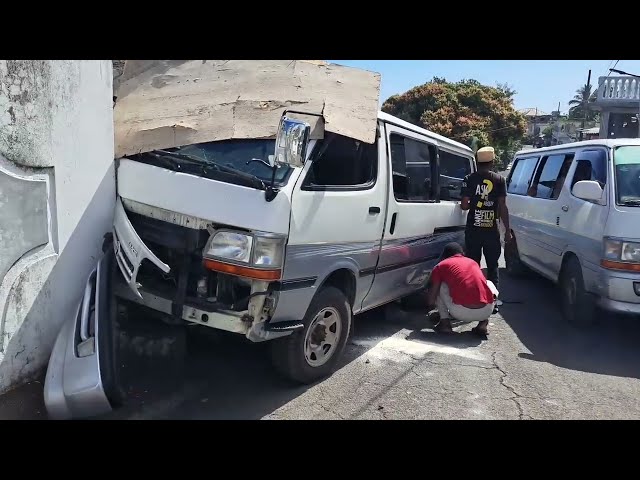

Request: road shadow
left=383, top=302, right=484, bottom=348
left=407, top=330, right=483, bottom=348
left=2, top=291, right=452, bottom=420
left=101, top=305, right=417, bottom=420
left=497, top=267, right=640, bottom=380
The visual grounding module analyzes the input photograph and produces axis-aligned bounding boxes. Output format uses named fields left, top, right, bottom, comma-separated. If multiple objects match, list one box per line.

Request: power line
left=610, top=67, right=640, bottom=79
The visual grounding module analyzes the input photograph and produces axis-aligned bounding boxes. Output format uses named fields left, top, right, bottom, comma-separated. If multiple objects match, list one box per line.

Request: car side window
left=507, top=156, right=539, bottom=195
left=439, top=149, right=473, bottom=201
left=389, top=133, right=437, bottom=202
left=303, top=132, right=378, bottom=189
left=530, top=153, right=574, bottom=200
left=571, top=149, right=607, bottom=189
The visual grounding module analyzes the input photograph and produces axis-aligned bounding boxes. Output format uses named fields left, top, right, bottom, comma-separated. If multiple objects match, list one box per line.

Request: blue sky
left=328, top=60, right=640, bottom=114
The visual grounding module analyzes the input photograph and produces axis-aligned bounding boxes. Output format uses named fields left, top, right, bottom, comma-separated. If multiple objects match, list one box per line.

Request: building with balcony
left=592, top=75, right=640, bottom=139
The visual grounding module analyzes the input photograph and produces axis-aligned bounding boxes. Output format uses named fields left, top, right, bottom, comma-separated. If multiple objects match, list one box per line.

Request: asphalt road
left=3, top=251, right=640, bottom=420
left=102, top=251, right=640, bottom=420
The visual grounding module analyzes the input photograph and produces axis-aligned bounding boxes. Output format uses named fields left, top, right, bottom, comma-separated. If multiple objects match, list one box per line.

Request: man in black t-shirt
left=460, top=146, right=512, bottom=301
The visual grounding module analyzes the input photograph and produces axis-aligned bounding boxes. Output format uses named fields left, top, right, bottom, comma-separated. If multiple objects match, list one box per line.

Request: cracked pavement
left=4, top=256, right=640, bottom=420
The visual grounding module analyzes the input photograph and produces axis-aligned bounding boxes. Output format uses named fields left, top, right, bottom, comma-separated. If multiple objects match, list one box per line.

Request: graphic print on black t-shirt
left=461, top=171, right=506, bottom=229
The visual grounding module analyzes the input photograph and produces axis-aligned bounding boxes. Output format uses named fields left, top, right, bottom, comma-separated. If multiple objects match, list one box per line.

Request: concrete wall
left=599, top=107, right=640, bottom=139
left=0, top=60, right=115, bottom=393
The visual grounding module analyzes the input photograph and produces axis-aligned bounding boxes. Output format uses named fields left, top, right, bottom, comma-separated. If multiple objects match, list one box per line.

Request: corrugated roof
left=519, top=108, right=551, bottom=117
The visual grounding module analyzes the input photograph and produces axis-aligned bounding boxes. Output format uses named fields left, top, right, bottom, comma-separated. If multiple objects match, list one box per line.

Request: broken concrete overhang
left=113, top=60, right=382, bottom=158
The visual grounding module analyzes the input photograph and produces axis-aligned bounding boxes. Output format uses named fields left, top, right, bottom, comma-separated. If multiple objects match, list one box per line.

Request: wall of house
left=599, top=107, right=640, bottom=139
left=0, top=60, right=115, bottom=393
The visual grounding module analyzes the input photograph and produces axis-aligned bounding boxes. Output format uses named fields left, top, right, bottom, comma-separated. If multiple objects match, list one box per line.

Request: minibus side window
left=302, top=132, right=378, bottom=190
left=389, top=133, right=437, bottom=202
left=529, top=153, right=574, bottom=200
left=438, top=149, right=472, bottom=200
left=571, top=149, right=607, bottom=190
left=507, top=156, right=539, bottom=196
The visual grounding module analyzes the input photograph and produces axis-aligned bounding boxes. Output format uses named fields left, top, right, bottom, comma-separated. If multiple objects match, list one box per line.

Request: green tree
left=568, top=83, right=599, bottom=122
left=382, top=78, right=526, bottom=167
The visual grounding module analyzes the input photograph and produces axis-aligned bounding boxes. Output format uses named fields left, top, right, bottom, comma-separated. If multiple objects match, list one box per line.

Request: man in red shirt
left=426, top=242, right=498, bottom=336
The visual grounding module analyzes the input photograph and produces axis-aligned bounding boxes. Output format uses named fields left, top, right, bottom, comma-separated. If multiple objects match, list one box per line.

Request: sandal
left=435, top=321, right=454, bottom=334
left=471, top=326, right=488, bottom=337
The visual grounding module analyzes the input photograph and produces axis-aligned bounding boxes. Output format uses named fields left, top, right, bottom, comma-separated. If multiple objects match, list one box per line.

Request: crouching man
left=426, top=242, right=498, bottom=336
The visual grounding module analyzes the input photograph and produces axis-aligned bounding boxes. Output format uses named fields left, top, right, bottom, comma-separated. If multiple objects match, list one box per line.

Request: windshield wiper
left=620, top=199, right=640, bottom=206
left=144, top=151, right=209, bottom=175
left=155, top=150, right=266, bottom=190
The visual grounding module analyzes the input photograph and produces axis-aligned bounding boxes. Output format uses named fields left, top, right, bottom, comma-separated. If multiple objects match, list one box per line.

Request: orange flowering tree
left=382, top=78, right=526, bottom=167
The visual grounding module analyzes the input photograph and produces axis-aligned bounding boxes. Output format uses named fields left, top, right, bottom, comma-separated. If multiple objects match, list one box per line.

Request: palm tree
left=568, top=83, right=598, bottom=121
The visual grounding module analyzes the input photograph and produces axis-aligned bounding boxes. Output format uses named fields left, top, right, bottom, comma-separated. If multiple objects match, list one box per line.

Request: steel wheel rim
left=304, top=307, right=342, bottom=368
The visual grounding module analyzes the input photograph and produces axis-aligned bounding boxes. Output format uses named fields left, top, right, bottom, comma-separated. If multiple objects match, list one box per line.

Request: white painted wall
left=0, top=60, right=115, bottom=393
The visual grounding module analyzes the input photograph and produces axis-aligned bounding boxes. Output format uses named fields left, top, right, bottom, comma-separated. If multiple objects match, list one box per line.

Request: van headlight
left=203, top=230, right=286, bottom=281
left=604, top=238, right=640, bottom=262
left=601, top=238, right=640, bottom=272
left=253, top=234, right=285, bottom=268
left=205, top=231, right=253, bottom=264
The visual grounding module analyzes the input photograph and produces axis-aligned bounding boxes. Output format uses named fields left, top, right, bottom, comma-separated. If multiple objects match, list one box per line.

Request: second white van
left=505, top=139, right=640, bottom=324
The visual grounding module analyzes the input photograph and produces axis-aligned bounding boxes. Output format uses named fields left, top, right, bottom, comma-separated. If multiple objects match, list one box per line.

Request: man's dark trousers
left=465, top=228, right=501, bottom=290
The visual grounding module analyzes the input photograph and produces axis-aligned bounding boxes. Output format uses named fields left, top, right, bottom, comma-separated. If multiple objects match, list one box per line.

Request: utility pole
left=580, top=69, right=591, bottom=141
left=533, top=107, right=537, bottom=147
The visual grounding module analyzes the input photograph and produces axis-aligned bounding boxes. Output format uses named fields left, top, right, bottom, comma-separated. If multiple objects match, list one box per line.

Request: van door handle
left=390, top=212, right=398, bottom=235
left=561, top=205, right=569, bottom=212
left=369, top=206, right=381, bottom=214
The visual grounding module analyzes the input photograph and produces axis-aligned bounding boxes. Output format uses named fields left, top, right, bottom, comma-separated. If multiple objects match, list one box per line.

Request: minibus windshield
left=613, top=145, right=640, bottom=207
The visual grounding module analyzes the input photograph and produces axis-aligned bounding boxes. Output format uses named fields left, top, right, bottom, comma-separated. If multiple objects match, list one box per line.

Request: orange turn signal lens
left=203, top=259, right=282, bottom=281
left=600, top=260, right=640, bottom=272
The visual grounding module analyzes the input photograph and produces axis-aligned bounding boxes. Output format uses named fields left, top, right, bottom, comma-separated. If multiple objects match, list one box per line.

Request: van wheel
left=505, top=236, right=528, bottom=277
left=270, top=287, right=351, bottom=384
left=559, top=256, right=596, bottom=327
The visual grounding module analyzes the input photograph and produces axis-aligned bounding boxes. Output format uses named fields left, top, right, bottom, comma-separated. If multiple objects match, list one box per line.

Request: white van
left=44, top=107, right=476, bottom=419
left=504, top=139, right=640, bottom=324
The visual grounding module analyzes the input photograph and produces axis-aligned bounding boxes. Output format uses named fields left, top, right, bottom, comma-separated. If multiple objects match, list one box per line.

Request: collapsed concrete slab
left=113, top=60, right=382, bottom=158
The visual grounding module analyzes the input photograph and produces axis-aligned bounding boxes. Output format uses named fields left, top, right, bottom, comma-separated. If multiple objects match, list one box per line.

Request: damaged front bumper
left=44, top=249, right=121, bottom=420
left=112, top=197, right=291, bottom=342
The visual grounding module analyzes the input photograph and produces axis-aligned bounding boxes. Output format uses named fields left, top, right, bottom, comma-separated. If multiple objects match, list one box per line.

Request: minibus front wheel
left=559, top=255, right=596, bottom=327
left=270, top=286, right=352, bottom=384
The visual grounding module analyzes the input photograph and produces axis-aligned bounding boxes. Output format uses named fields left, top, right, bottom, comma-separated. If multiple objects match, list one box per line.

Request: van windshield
left=132, top=139, right=292, bottom=188
left=613, top=146, right=640, bottom=207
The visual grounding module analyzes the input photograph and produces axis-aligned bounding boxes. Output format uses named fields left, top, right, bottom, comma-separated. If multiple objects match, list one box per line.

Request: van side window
left=389, top=133, right=436, bottom=202
left=303, top=132, right=377, bottom=189
left=530, top=153, right=574, bottom=200
left=571, top=149, right=607, bottom=189
left=439, top=150, right=472, bottom=201
left=507, top=156, right=539, bottom=195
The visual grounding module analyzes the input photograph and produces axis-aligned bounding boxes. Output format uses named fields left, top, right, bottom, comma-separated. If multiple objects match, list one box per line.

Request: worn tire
left=559, top=256, right=597, bottom=327
left=270, top=287, right=351, bottom=384
left=505, top=235, right=528, bottom=277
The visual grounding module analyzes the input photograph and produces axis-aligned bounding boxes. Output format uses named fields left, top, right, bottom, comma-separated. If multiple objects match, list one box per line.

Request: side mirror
left=274, top=116, right=311, bottom=168
left=572, top=180, right=604, bottom=202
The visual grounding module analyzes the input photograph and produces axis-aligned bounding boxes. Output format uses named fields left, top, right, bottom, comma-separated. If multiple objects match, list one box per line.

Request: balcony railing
left=597, top=76, right=640, bottom=104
